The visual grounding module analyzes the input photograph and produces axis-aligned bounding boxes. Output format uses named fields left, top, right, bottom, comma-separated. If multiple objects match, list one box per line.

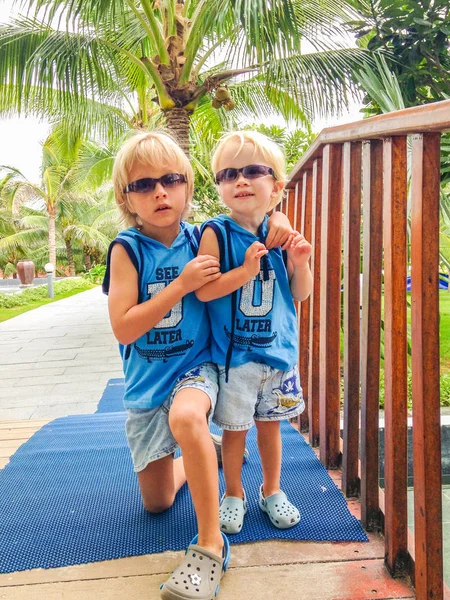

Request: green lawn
left=439, top=291, right=450, bottom=373
left=405, top=290, right=450, bottom=374
left=359, top=291, right=450, bottom=373
left=0, top=281, right=96, bottom=323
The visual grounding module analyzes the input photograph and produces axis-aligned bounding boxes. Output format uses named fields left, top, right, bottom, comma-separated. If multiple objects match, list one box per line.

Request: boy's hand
left=286, top=232, right=312, bottom=267
left=179, top=255, right=221, bottom=293
left=266, top=211, right=294, bottom=249
left=243, top=242, right=268, bottom=278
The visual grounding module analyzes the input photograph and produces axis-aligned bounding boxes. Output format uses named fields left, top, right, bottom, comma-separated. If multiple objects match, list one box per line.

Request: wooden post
left=360, top=140, right=383, bottom=531
left=383, top=136, right=409, bottom=575
left=308, top=159, right=322, bottom=447
left=292, top=179, right=304, bottom=429
left=286, top=187, right=296, bottom=226
left=319, top=144, right=343, bottom=468
left=342, top=141, right=362, bottom=498
left=410, top=133, right=443, bottom=599
left=293, top=180, right=301, bottom=233
left=299, top=170, right=312, bottom=432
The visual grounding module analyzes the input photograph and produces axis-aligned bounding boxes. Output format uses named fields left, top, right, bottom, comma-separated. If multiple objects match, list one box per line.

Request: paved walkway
left=0, top=287, right=123, bottom=421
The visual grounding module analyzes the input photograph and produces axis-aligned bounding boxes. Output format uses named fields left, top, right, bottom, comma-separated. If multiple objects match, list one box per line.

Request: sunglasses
left=215, top=164, right=276, bottom=184
left=124, top=173, right=186, bottom=194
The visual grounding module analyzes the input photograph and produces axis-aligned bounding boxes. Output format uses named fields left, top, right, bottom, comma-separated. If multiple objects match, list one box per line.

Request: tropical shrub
left=0, top=278, right=95, bottom=308
left=82, top=265, right=107, bottom=285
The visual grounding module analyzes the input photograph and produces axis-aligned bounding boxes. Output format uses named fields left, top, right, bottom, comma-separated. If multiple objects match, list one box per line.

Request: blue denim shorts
left=213, top=362, right=304, bottom=431
left=125, top=362, right=218, bottom=472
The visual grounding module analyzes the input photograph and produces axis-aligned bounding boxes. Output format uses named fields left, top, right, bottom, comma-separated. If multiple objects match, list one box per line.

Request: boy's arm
left=195, top=226, right=267, bottom=302
left=286, top=232, right=313, bottom=302
left=266, top=211, right=294, bottom=249
left=108, top=243, right=220, bottom=345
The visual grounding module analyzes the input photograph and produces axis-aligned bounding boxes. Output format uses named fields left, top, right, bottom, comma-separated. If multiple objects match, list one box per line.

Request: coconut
left=223, top=98, right=235, bottom=111
left=212, top=98, right=222, bottom=109
left=215, top=86, right=230, bottom=101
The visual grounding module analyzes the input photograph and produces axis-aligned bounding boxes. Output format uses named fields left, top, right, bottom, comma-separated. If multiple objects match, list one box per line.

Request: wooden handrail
left=287, top=99, right=450, bottom=184
left=284, top=99, right=448, bottom=599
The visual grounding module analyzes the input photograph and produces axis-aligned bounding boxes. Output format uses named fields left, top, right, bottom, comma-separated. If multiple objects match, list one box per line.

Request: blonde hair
left=112, top=130, right=194, bottom=227
left=211, top=130, right=286, bottom=210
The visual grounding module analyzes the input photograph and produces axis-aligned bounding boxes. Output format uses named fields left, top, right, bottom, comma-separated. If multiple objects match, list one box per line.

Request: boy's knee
left=142, top=493, right=175, bottom=514
left=169, top=406, right=206, bottom=437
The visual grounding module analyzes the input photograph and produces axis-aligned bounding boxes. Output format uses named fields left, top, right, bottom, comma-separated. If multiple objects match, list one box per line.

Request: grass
left=405, top=290, right=450, bottom=374
left=439, top=291, right=450, bottom=373
left=0, top=280, right=96, bottom=323
left=339, top=290, right=450, bottom=372
left=339, top=290, right=450, bottom=406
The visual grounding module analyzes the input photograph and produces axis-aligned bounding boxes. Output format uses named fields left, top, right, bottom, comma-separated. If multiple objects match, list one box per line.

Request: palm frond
left=24, top=0, right=131, bottom=31
left=262, top=47, right=369, bottom=119
left=355, top=54, right=405, bottom=113
left=0, top=228, right=47, bottom=251
left=190, top=96, right=237, bottom=141
left=18, top=214, right=48, bottom=230
left=61, top=224, right=111, bottom=250
left=90, top=208, right=121, bottom=229
left=0, top=19, right=135, bottom=140
left=71, top=142, right=116, bottom=189
left=230, top=78, right=309, bottom=123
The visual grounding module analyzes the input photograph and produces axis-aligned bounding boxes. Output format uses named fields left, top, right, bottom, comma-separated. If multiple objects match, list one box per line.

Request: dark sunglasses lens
left=215, top=165, right=274, bottom=183
left=224, top=168, right=239, bottom=181
left=126, top=174, right=186, bottom=193
left=216, top=168, right=238, bottom=183
left=243, top=165, right=271, bottom=178
left=132, top=178, right=156, bottom=193
left=161, top=173, right=185, bottom=187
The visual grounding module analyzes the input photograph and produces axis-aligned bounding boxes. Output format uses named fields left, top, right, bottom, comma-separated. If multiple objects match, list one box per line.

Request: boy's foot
left=210, top=433, right=249, bottom=468
left=258, top=485, right=300, bottom=529
left=219, top=491, right=247, bottom=534
left=160, top=532, right=230, bottom=600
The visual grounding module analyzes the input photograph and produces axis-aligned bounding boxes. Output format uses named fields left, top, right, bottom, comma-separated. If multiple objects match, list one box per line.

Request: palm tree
left=0, top=210, right=41, bottom=277
left=0, top=184, right=48, bottom=276
left=0, top=186, right=121, bottom=275
left=0, top=125, right=88, bottom=266
left=56, top=189, right=120, bottom=275
left=0, top=0, right=370, bottom=155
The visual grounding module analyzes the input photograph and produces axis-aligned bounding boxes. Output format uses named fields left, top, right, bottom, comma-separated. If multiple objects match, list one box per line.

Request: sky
left=0, top=1, right=364, bottom=184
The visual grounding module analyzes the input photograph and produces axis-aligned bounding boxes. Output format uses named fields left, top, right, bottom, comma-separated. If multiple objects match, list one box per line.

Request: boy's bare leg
left=256, top=420, right=282, bottom=497
left=221, top=429, right=247, bottom=498
left=169, top=389, right=223, bottom=556
left=137, top=454, right=186, bottom=513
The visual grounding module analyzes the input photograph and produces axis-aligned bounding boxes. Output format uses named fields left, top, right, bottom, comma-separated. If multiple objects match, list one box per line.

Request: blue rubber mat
left=0, top=391, right=367, bottom=574
left=95, top=378, right=126, bottom=413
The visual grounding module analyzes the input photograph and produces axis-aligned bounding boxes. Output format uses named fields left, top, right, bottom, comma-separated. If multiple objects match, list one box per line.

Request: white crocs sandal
left=259, top=485, right=300, bottom=529
left=160, top=533, right=230, bottom=600
left=219, top=490, right=247, bottom=534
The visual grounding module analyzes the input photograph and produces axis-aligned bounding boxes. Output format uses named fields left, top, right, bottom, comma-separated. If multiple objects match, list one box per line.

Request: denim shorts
left=213, top=362, right=304, bottom=431
left=125, top=362, right=218, bottom=472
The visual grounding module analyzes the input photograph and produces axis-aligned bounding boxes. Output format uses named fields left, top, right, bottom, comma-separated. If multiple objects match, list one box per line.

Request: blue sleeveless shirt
left=103, top=224, right=212, bottom=409
left=200, top=215, right=298, bottom=377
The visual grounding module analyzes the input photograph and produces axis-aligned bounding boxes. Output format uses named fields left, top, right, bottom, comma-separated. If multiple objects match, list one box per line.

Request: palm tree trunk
left=164, top=108, right=191, bottom=157
left=48, top=205, right=57, bottom=267
left=65, top=239, right=75, bottom=276
left=84, top=252, right=91, bottom=271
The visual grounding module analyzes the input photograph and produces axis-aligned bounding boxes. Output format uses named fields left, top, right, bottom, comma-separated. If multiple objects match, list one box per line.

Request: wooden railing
left=283, top=99, right=450, bottom=600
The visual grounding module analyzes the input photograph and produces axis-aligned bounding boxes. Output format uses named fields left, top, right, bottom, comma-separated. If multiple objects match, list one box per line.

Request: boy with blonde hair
left=104, top=130, right=294, bottom=600
left=197, top=130, right=313, bottom=535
